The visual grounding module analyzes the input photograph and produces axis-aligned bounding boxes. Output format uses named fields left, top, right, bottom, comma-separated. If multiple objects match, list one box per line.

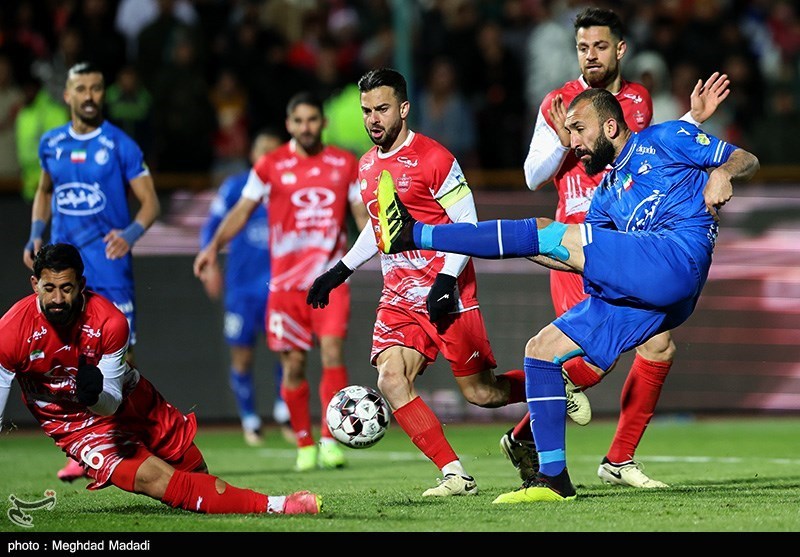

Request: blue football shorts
left=223, top=292, right=268, bottom=347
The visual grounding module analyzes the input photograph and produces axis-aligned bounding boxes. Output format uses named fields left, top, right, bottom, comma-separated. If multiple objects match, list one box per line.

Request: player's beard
left=367, top=119, right=401, bottom=150
left=42, top=299, right=79, bottom=326
left=76, top=103, right=103, bottom=128
left=296, top=132, right=322, bottom=154
left=581, top=133, right=616, bottom=176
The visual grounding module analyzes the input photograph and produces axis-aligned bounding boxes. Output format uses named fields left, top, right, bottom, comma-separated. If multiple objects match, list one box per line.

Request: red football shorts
left=54, top=374, right=199, bottom=491
left=267, top=285, right=350, bottom=352
left=370, top=303, right=497, bottom=377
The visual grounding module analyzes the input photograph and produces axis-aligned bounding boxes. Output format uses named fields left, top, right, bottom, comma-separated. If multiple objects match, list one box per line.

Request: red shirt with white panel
left=242, top=140, right=360, bottom=292
left=524, top=77, right=653, bottom=314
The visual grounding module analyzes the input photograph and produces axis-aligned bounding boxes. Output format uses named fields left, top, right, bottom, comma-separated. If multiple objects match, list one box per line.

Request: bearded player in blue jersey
left=22, top=62, right=160, bottom=482
left=374, top=87, right=759, bottom=502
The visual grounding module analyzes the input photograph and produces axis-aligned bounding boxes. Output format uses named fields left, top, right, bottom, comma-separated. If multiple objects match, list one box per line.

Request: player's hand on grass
left=76, top=355, right=103, bottom=406
left=307, top=261, right=353, bottom=309
left=426, top=273, right=458, bottom=323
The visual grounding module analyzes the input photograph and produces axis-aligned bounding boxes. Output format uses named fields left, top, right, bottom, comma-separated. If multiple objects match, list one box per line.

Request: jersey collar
left=376, top=130, right=415, bottom=159
left=68, top=124, right=103, bottom=141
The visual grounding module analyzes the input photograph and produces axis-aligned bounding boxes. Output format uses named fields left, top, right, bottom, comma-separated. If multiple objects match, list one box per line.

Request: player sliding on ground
left=0, top=243, right=321, bottom=515
left=374, top=88, right=759, bottom=502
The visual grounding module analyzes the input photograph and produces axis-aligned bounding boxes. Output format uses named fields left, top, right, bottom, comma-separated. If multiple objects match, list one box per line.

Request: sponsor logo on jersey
left=81, top=325, right=102, bottom=338
left=55, top=147, right=63, bottom=160
left=635, top=145, right=656, bottom=155
left=276, top=157, right=298, bottom=170
left=70, top=150, right=87, bottom=163
left=677, top=127, right=691, bottom=136
left=27, top=326, right=47, bottom=344
left=306, top=167, right=321, bottom=177
left=695, top=133, right=710, bottom=146
left=322, top=154, right=347, bottom=167
left=637, top=161, right=652, bottom=175
left=54, top=183, right=106, bottom=215
left=360, top=158, right=375, bottom=173
left=397, top=156, right=418, bottom=167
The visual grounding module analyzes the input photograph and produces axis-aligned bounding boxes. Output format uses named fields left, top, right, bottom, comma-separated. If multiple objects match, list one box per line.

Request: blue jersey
left=200, top=170, right=271, bottom=301
left=39, top=121, right=149, bottom=290
left=586, top=120, right=736, bottom=268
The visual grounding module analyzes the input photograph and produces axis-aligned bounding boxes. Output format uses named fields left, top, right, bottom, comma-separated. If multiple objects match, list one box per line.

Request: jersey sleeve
left=241, top=167, right=270, bottom=203
left=199, top=181, right=231, bottom=249
left=117, top=133, right=150, bottom=182
left=346, top=154, right=361, bottom=204
left=657, top=123, right=738, bottom=169
left=432, top=159, right=471, bottom=209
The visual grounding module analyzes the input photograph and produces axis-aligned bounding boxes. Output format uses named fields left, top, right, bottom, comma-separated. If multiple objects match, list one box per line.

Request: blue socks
left=229, top=369, right=257, bottom=421
left=413, top=218, right=570, bottom=261
left=524, top=357, right=567, bottom=477
left=414, top=219, right=540, bottom=259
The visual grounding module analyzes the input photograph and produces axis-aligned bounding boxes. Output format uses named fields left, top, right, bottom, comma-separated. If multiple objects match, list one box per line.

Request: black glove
left=307, top=261, right=353, bottom=309
left=426, top=273, right=458, bottom=323
left=76, top=355, right=103, bottom=406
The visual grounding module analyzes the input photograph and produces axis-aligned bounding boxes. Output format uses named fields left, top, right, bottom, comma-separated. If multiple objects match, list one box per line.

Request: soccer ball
left=326, top=385, right=391, bottom=449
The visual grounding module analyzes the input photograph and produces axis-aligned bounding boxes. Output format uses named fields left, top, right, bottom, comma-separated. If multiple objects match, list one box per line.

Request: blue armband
left=119, top=221, right=146, bottom=247
left=25, top=219, right=46, bottom=251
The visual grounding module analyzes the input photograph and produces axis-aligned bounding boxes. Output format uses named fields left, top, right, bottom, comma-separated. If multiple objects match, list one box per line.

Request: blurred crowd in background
left=0, top=0, right=798, bottom=201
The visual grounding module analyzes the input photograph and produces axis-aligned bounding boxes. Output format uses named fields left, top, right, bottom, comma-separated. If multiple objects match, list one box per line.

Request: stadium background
left=1, top=0, right=799, bottom=427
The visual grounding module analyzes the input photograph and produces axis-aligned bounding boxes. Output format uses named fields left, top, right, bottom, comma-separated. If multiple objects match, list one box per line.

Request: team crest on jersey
left=281, top=172, right=297, bottom=185
left=94, top=148, right=109, bottom=165
left=54, top=183, right=106, bottom=215
left=695, top=133, right=710, bottom=146
left=633, top=110, right=646, bottom=127
left=397, top=174, right=412, bottom=193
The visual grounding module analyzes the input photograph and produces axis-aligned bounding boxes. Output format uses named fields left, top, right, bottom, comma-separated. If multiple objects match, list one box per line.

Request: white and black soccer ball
left=326, top=385, right=391, bottom=449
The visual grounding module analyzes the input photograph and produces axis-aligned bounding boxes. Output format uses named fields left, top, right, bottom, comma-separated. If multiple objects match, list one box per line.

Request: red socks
left=606, top=354, right=671, bottom=463
left=393, top=396, right=458, bottom=469
left=319, top=365, right=348, bottom=439
left=162, top=470, right=268, bottom=514
left=563, top=358, right=602, bottom=390
left=281, top=380, right=314, bottom=447
left=499, top=369, right=526, bottom=403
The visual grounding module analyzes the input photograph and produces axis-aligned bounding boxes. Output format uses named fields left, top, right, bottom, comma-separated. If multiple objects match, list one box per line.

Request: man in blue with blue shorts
left=22, top=61, right=160, bottom=482
left=374, top=87, right=759, bottom=502
left=198, top=129, right=291, bottom=446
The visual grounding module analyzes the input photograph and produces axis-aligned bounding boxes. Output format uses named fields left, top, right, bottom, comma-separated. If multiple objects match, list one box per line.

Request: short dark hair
left=357, top=68, right=408, bottom=104
left=574, top=7, right=625, bottom=41
left=33, top=244, right=85, bottom=279
left=67, top=61, right=103, bottom=81
left=569, top=88, right=628, bottom=131
left=286, top=91, right=324, bottom=117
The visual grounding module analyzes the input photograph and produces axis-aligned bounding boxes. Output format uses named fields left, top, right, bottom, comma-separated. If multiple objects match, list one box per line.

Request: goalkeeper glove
left=307, top=261, right=353, bottom=309
left=426, top=273, right=458, bottom=323
left=76, top=355, right=103, bottom=406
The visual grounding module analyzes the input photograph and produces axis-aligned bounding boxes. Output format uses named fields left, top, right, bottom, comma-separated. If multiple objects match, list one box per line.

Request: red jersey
left=359, top=131, right=479, bottom=314
left=540, top=77, right=653, bottom=224
left=0, top=291, right=139, bottom=435
left=243, top=140, right=360, bottom=292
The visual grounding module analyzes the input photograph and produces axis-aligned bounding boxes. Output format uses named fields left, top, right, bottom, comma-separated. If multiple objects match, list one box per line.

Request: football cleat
left=317, top=440, right=347, bottom=469
left=376, top=170, right=417, bottom=254
left=243, top=428, right=264, bottom=447
left=492, top=469, right=577, bottom=504
left=295, top=445, right=318, bottom=472
left=57, top=458, right=87, bottom=482
left=499, top=428, right=539, bottom=481
left=422, top=474, right=478, bottom=497
left=597, top=458, right=669, bottom=488
left=283, top=491, right=323, bottom=515
left=564, top=372, right=592, bottom=426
